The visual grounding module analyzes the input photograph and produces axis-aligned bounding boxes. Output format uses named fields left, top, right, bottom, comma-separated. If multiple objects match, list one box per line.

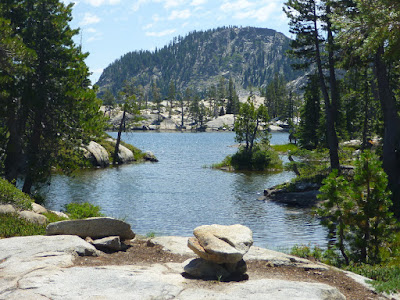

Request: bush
left=347, top=264, right=400, bottom=294
left=290, top=244, right=323, bottom=261
left=0, top=213, right=46, bottom=237
left=0, top=178, right=33, bottom=210
left=231, top=146, right=281, bottom=171
left=64, top=202, right=103, bottom=219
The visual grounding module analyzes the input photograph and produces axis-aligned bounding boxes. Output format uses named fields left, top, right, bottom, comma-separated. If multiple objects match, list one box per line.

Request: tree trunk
left=312, top=6, right=340, bottom=171
left=22, top=111, right=42, bottom=194
left=4, top=108, right=22, bottom=183
left=113, top=108, right=126, bottom=165
left=375, top=45, right=400, bottom=217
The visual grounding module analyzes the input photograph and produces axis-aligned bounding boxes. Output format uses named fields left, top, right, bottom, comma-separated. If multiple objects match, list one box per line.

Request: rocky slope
left=96, top=26, right=301, bottom=98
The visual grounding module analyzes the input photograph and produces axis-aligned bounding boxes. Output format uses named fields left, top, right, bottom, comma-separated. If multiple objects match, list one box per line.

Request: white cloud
left=132, top=0, right=149, bottom=12
left=80, top=13, right=101, bottom=26
left=168, top=9, right=191, bottom=20
left=152, top=14, right=164, bottom=22
left=146, top=29, right=177, bottom=37
left=163, top=0, right=186, bottom=9
left=86, top=27, right=97, bottom=33
left=252, top=3, right=278, bottom=22
left=220, top=0, right=255, bottom=12
left=190, top=0, right=206, bottom=6
left=87, top=32, right=103, bottom=42
left=84, top=0, right=120, bottom=6
left=142, top=23, right=154, bottom=30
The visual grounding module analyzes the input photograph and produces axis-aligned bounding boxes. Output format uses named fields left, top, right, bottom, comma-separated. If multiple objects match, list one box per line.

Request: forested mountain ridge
left=96, top=26, right=299, bottom=98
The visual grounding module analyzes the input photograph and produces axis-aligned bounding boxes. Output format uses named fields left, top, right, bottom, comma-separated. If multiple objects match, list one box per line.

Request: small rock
left=92, top=236, right=122, bottom=251
left=144, top=151, right=158, bottom=162
left=49, top=210, right=69, bottom=219
left=32, top=203, right=48, bottom=214
left=183, top=258, right=231, bottom=280
left=0, top=204, right=16, bottom=214
left=18, top=211, right=48, bottom=225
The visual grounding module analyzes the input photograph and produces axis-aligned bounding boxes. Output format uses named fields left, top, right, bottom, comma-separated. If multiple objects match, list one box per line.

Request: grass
left=289, top=239, right=400, bottom=295
left=63, top=202, right=104, bottom=219
left=271, top=143, right=299, bottom=153
left=0, top=213, right=46, bottom=237
left=0, top=178, right=33, bottom=210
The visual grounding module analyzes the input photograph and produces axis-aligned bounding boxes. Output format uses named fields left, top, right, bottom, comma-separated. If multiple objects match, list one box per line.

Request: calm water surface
left=45, top=131, right=328, bottom=250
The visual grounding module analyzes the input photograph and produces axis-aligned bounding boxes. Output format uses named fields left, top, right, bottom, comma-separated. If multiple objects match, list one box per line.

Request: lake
left=44, top=131, right=328, bottom=250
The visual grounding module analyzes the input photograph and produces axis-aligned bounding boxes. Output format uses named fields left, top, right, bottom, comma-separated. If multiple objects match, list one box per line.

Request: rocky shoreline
left=261, top=181, right=321, bottom=208
left=0, top=209, right=398, bottom=300
left=1, top=233, right=396, bottom=300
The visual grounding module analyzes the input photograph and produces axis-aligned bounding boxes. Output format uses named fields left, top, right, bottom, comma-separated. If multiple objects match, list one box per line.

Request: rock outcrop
left=144, top=151, right=158, bottom=162
left=105, top=138, right=136, bottom=164
left=84, top=141, right=110, bottom=167
left=0, top=203, right=52, bottom=225
left=0, top=234, right=372, bottom=300
left=185, top=224, right=253, bottom=280
left=46, top=217, right=135, bottom=240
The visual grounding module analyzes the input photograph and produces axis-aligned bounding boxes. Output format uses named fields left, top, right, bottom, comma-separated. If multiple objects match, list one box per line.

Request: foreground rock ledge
left=0, top=235, right=349, bottom=300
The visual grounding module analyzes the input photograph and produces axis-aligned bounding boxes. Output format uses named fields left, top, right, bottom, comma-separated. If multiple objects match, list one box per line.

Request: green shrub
left=347, top=264, right=400, bottom=294
left=211, top=155, right=233, bottom=169
left=290, top=244, right=323, bottom=261
left=0, top=213, right=46, bottom=237
left=0, top=178, right=33, bottom=210
left=231, top=146, right=282, bottom=171
left=64, top=202, right=103, bottom=219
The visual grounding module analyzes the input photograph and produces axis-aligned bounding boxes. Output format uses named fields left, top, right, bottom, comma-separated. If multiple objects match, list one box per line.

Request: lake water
left=44, top=131, right=328, bottom=250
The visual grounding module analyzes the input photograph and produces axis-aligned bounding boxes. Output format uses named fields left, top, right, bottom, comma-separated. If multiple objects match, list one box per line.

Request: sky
left=62, top=0, right=291, bottom=84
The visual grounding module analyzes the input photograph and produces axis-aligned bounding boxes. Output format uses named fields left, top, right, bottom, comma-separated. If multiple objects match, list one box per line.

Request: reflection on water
left=44, top=131, right=328, bottom=250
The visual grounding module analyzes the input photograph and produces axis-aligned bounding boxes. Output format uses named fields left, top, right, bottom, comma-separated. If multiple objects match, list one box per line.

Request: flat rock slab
left=0, top=235, right=346, bottom=300
left=188, top=224, right=253, bottom=264
left=0, top=235, right=97, bottom=297
left=150, top=236, right=194, bottom=256
left=46, top=217, right=135, bottom=240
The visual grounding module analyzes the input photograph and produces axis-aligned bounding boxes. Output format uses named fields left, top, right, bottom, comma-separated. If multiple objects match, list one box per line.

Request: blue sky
left=62, top=0, right=291, bottom=84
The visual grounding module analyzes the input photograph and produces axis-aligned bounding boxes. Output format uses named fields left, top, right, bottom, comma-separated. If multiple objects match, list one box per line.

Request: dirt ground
left=73, top=239, right=387, bottom=300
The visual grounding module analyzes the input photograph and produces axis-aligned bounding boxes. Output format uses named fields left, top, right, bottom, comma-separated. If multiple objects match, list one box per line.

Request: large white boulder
left=105, top=138, right=135, bottom=163
left=84, top=141, right=110, bottom=167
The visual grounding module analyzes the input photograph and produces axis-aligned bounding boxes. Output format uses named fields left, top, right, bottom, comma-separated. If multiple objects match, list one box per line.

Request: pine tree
left=0, top=0, right=104, bottom=194
left=334, top=0, right=400, bottom=217
left=284, top=0, right=340, bottom=171
left=297, top=74, right=323, bottom=149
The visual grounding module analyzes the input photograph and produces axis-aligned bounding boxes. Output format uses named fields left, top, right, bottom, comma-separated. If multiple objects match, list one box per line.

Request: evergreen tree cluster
left=0, top=0, right=104, bottom=194
left=284, top=0, right=400, bottom=220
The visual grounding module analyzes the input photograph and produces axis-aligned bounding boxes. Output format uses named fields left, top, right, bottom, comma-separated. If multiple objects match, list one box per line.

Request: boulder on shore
left=46, top=217, right=135, bottom=240
left=188, top=224, right=253, bottom=264
left=105, top=138, right=136, bottom=164
left=185, top=224, right=253, bottom=280
left=84, top=141, right=110, bottom=167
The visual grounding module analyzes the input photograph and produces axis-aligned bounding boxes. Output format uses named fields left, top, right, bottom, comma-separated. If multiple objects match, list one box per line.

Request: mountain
left=96, top=26, right=300, bottom=98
